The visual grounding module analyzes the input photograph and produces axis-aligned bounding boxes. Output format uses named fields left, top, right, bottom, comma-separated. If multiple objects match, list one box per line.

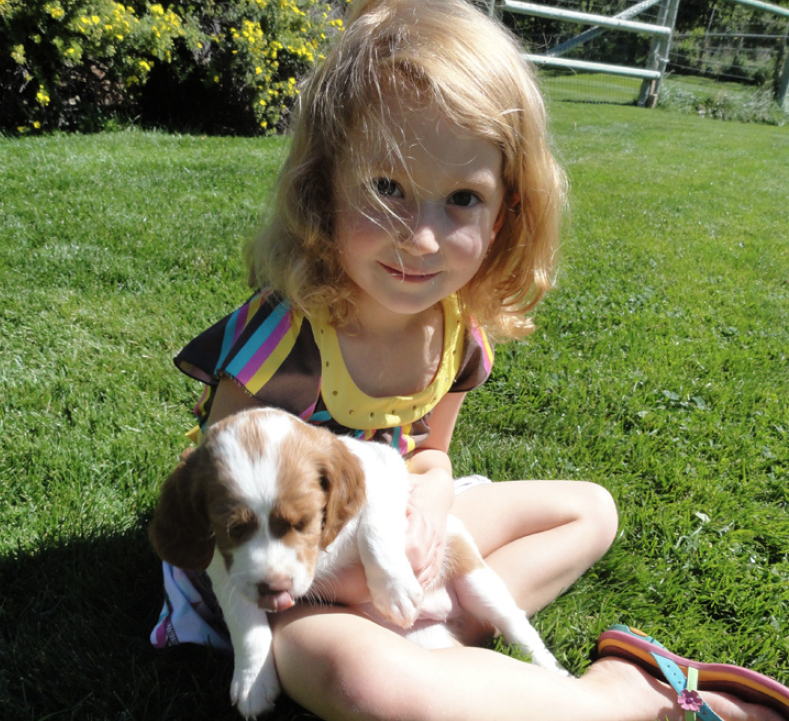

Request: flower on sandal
left=678, top=689, right=703, bottom=712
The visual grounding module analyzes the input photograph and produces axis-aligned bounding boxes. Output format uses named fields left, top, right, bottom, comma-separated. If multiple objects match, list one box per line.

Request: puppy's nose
left=257, top=578, right=292, bottom=596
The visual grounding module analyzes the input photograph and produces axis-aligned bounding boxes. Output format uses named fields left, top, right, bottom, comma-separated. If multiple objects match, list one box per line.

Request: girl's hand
left=404, top=463, right=453, bottom=588
left=405, top=501, right=447, bottom=588
left=401, top=393, right=464, bottom=588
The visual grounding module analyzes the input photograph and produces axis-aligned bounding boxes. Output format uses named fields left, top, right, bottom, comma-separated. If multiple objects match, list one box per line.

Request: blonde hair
left=245, top=0, right=567, bottom=341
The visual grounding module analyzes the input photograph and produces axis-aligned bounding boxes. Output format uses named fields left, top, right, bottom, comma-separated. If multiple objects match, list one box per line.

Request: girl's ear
left=492, top=206, right=506, bottom=238
left=491, top=193, right=519, bottom=240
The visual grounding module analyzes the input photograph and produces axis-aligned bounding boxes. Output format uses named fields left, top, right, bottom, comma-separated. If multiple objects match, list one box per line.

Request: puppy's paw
left=525, top=647, right=573, bottom=677
left=369, top=567, right=424, bottom=628
left=230, top=654, right=280, bottom=718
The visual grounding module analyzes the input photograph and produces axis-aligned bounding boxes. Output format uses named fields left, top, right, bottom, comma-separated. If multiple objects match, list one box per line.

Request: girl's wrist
left=408, top=468, right=454, bottom=529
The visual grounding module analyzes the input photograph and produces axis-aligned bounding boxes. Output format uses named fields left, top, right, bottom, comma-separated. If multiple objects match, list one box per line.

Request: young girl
left=152, top=1, right=789, bottom=719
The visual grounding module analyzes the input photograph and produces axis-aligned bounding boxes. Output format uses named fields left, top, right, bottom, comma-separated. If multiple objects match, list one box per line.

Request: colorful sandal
left=597, top=625, right=789, bottom=721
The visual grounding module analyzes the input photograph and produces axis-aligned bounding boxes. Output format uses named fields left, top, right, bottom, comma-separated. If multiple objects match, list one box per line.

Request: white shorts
left=454, top=474, right=492, bottom=495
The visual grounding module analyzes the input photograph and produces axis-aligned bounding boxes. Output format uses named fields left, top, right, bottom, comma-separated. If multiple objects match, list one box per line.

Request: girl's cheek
left=451, top=226, right=494, bottom=256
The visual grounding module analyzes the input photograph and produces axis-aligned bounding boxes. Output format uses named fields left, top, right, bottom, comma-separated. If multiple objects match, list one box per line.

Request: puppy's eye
left=226, top=507, right=259, bottom=542
left=270, top=511, right=311, bottom=538
left=228, top=521, right=255, bottom=541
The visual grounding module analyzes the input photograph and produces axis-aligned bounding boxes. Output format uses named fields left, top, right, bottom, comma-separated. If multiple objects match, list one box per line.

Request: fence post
left=778, top=46, right=789, bottom=109
left=638, top=0, right=681, bottom=107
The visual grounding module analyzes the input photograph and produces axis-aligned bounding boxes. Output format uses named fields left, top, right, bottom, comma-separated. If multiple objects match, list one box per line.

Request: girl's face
left=335, top=96, right=505, bottom=326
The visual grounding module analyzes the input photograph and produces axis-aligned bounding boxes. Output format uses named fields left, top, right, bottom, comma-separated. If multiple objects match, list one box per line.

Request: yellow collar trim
left=312, top=297, right=465, bottom=430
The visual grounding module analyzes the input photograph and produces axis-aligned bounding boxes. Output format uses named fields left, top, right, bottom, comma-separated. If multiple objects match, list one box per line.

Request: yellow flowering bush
left=1, top=0, right=342, bottom=134
left=149, top=0, right=340, bottom=134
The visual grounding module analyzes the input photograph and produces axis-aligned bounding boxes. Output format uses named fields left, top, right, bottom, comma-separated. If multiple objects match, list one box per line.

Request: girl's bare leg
left=271, top=605, right=782, bottom=721
left=452, top=480, right=619, bottom=614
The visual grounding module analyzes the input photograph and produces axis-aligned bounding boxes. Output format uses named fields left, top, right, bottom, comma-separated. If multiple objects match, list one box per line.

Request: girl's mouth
left=379, top=262, right=440, bottom=283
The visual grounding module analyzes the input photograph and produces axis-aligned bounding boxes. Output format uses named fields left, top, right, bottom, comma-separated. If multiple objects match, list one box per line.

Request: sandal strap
left=653, top=653, right=724, bottom=721
left=686, top=668, right=700, bottom=721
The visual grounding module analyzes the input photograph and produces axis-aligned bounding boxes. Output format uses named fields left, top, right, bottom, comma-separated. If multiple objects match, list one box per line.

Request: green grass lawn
left=1, top=105, right=787, bottom=719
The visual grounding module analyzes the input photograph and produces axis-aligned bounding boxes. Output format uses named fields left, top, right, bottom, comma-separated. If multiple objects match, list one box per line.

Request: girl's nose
left=395, top=205, right=442, bottom=255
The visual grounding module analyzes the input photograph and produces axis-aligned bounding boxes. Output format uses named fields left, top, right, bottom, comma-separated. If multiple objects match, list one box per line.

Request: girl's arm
left=404, top=391, right=466, bottom=587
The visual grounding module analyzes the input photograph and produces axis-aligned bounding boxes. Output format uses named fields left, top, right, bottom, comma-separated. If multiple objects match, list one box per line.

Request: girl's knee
left=578, top=482, right=619, bottom=553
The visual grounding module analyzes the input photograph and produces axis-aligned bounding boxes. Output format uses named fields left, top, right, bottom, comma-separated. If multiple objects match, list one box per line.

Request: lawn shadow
left=0, top=522, right=316, bottom=720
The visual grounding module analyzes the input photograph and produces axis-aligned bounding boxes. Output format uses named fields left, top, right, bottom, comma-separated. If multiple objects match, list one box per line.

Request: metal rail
left=547, top=0, right=665, bottom=57
left=525, top=54, right=662, bottom=80
left=501, top=0, right=672, bottom=36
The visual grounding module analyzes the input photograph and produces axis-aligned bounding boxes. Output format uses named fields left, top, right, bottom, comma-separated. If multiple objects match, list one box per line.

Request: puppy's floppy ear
left=148, top=446, right=216, bottom=571
left=318, top=435, right=367, bottom=549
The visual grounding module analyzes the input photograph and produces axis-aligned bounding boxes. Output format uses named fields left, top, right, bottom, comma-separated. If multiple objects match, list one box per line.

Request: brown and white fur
left=149, top=407, right=568, bottom=718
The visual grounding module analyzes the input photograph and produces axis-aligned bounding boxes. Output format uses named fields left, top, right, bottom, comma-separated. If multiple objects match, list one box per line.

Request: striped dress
left=175, top=288, right=494, bottom=458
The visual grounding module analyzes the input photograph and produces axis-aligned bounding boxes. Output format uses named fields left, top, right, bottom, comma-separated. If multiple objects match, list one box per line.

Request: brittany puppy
left=149, top=408, right=568, bottom=718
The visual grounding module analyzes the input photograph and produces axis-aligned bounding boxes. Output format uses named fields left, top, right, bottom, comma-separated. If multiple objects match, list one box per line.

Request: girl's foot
left=590, top=625, right=788, bottom=721
left=588, top=656, right=783, bottom=721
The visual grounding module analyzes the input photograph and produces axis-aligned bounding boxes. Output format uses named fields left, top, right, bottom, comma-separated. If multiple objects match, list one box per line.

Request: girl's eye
left=448, top=190, right=480, bottom=207
left=373, top=177, right=402, bottom=198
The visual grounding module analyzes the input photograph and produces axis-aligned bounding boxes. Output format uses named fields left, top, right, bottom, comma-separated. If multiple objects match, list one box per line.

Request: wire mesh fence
left=538, top=70, right=645, bottom=105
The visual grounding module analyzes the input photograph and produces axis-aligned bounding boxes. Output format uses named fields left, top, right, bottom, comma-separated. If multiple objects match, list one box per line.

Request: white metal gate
left=489, top=0, right=789, bottom=109
left=488, top=0, right=680, bottom=106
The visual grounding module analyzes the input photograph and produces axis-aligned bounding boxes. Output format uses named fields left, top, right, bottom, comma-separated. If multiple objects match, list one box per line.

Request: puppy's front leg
left=354, top=447, right=423, bottom=628
left=207, top=555, right=280, bottom=718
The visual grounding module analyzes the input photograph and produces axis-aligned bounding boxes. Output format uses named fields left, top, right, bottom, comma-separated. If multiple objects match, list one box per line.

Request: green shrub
left=0, top=0, right=343, bottom=135
left=658, top=76, right=788, bottom=126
